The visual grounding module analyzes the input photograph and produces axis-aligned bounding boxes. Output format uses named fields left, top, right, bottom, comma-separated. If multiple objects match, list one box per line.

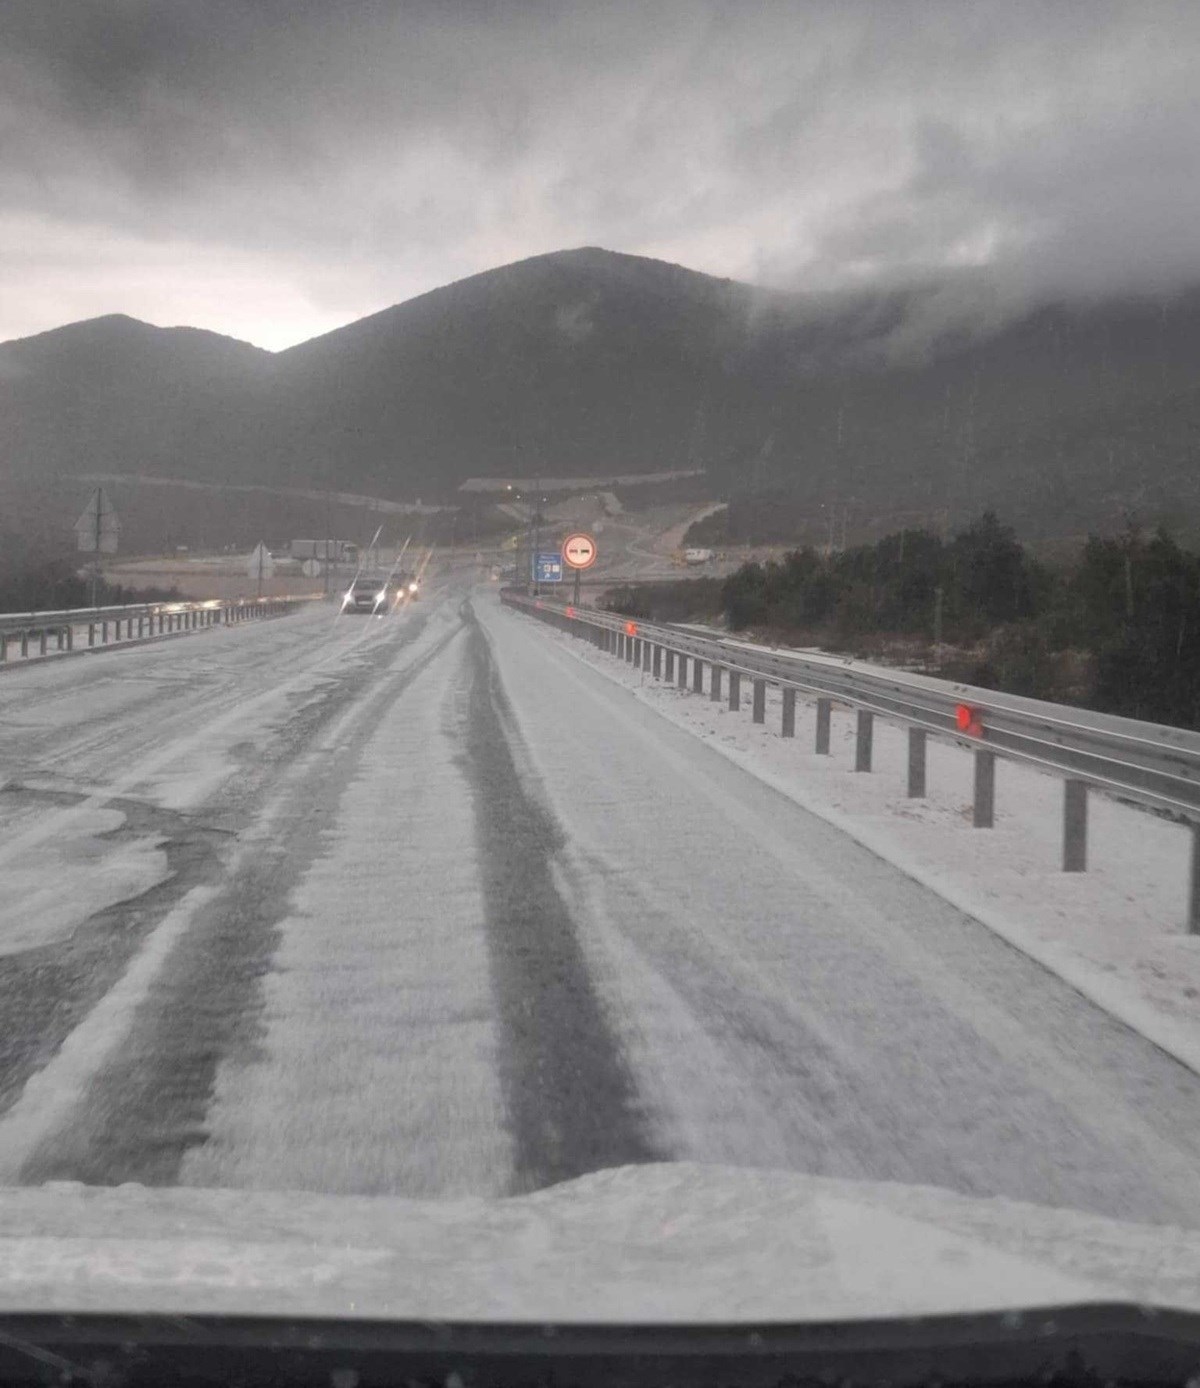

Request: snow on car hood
left=0, top=1163, right=1198, bottom=1323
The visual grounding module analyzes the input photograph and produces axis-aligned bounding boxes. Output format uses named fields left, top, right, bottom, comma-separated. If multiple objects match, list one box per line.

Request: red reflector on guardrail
left=955, top=703, right=983, bottom=736
left=625, top=621, right=638, bottom=636
left=566, top=606, right=576, bottom=618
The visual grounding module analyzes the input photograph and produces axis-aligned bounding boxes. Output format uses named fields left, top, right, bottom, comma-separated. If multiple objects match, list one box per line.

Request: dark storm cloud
left=3, top=0, right=1200, bottom=347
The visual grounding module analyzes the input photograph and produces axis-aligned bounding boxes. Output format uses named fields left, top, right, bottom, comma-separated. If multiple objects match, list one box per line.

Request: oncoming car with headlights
left=341, top=575, right=396, bottom=614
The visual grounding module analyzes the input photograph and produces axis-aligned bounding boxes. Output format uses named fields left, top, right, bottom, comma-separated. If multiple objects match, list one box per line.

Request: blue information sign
left=535, top=553, right=564, bottom=583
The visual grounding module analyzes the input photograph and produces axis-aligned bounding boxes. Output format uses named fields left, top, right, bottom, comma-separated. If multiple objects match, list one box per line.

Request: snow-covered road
left=4, top=579, right=1200, bottom=1231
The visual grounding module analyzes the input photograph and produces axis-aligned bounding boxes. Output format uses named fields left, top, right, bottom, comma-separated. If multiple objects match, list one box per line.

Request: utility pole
left=74, top=487, right=118, bottom=606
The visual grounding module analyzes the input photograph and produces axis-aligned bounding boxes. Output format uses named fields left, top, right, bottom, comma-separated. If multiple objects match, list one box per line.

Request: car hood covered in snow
left=1, top=1163, right=1200, bottom=1322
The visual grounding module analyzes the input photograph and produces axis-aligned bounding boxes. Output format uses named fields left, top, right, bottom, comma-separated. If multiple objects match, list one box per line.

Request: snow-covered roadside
left=509, top=600, right=1200, bottom=1073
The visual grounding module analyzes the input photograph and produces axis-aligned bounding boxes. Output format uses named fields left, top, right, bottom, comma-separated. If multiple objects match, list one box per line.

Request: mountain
left=268, top=247, right=762, bottom=497
left=0, top=314, right=275, bottom=485
left=4, top=248, right=1200, bottom=550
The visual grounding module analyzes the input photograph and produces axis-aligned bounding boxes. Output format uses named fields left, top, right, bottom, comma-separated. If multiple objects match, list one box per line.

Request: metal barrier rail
left=0, top=595, right=319, bottom=665
left=502, top=589, right=1200, bottom=928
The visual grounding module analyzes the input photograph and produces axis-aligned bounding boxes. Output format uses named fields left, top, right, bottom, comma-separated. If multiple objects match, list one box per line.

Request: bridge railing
left=0, top=595, right=321, bottom=665
left=502, top=588, right=1200, bottom=930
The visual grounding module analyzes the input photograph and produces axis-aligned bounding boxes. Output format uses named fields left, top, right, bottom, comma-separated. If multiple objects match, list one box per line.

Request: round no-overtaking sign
left=562, top=533, right=598, bottom=569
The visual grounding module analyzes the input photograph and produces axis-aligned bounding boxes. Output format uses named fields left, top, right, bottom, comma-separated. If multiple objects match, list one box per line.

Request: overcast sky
left=4, top=0, right=1200, bottom=350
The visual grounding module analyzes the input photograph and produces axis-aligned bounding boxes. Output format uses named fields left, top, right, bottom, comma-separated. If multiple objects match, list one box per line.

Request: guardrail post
left=973, top=750, right=996, bottom=828
left=652, top=644, right=662, bottom=678
left=20, top=631, right=28, bottom=658
left=815, top=697, right=831, bottom=754
left=729, top=670, right=741, bottom=711
left=664, top=649, right=675, bottom=681
left=752, top=678, right=766, bottom=723
left=855, top=710, right=873, bottom=771
left=781, top=687, right=796, bottom=737
left=677, top=654, right=688, bottom=688
left=907, top=728, right=927, bottom=797
left=87, top=623, right=95, bottom=647
left=1063, top=780, right=1088, bottom=872
left=1189, top=826, right=1200, bottom=935
left=692, top=658, right=704, bottom=694
left=39, top=629, right=48, bottom=656
left=710, top=665, right=723, bottom=701
left=626, top=636, right=636, bottom=665
left=0, top=633, right=5, bottom=662
left=65, top=625, right=73, bottom=651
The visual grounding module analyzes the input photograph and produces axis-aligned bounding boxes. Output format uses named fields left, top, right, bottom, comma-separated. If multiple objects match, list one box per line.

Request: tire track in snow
left=460, top=602, right=664, bottom=1192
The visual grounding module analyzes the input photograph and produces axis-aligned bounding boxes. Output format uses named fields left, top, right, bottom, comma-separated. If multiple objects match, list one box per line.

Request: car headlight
left=408, top=581, right=419, bottom=593
left=376, top=588, right=387, bottom=602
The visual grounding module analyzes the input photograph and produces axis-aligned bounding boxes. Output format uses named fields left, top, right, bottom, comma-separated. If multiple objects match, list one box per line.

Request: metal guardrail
left=0, top=595, right=319, bottom=665
left=502, top=589, right=1200, bottom=929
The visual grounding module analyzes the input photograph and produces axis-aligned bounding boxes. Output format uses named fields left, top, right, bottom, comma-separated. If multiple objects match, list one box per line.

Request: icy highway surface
left=5, top=574, right=1200, bottom=1227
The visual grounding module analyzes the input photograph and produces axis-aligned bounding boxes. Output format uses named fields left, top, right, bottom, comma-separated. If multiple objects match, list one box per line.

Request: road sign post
left=561, top=532, right=597, bottom=607
left=535, top=553, right=564, bottom=585
left=247, top=542, right=274, bottom=597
